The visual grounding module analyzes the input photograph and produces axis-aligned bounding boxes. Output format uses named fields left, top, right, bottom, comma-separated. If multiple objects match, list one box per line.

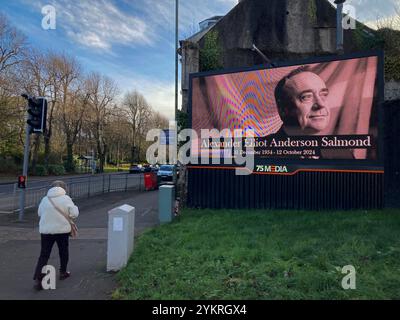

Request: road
left=0, top=172, right=134, bottom=194
left=0, top=173, right=144, bottom=213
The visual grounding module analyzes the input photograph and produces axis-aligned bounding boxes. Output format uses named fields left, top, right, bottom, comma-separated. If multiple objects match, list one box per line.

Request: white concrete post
left=107, top=204, right=135, bottom=272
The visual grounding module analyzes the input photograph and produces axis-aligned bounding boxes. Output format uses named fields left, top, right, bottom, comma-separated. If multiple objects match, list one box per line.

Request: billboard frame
left=188, top=49, right=385, bottom=171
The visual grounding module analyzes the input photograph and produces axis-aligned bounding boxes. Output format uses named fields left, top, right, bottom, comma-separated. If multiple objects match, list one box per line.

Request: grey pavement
left=0, top=189, right=159, bottom=300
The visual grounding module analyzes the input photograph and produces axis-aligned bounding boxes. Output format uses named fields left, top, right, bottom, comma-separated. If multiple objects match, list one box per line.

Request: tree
left=50, top=53, right=82, bottom=171
left=0, top=13, right=27, bottom=76
left=123, top=90, right=152, bottom=164
left=105, top=109, right=131, bottom=167
left=150, top=111, right=169, bottom=130
left=0, top=14, right=27, bottom=162
left=20, top=50, right=51, bottom=173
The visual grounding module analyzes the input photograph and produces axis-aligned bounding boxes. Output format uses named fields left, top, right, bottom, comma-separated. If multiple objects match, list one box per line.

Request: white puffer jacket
left=38, top=187, right=79, bottom=235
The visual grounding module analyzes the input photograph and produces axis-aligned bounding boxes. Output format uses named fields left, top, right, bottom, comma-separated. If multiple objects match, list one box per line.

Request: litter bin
left=144, top=172, right=157, bottom=191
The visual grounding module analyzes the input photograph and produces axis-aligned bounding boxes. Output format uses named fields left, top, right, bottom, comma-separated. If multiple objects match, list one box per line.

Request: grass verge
left=114, top=209, right=400, bottom=300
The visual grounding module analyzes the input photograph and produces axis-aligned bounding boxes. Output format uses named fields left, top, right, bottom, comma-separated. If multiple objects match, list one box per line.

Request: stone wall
left=385, top=80, right=400, bottom=101
left=180, top=41, right=200, bottom=113
left=179, top=0, right=383, bottom=112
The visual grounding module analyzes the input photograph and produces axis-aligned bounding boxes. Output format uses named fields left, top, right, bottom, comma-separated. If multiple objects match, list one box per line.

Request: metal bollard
left=107, top=204, right=135, bottom=272
left=159, top=185, right=175, bottom=224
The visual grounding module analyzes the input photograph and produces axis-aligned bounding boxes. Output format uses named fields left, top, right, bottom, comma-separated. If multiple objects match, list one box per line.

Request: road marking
left=141, top=208, right=152, bottom=217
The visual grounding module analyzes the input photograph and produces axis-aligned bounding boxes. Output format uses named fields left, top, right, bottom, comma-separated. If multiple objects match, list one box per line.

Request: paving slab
left=0, top=190, right=160, bottom=300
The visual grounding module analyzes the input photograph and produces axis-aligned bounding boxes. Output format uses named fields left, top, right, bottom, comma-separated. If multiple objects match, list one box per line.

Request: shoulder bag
left=47, top=196, right=78, bottom=238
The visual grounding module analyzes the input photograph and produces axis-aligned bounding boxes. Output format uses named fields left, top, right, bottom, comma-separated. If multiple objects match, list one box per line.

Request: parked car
left=157, top=165, right=176, bottom=183
left=142, top=164, right=152, bottom=173
left=129, top=164, right=141, bottom=174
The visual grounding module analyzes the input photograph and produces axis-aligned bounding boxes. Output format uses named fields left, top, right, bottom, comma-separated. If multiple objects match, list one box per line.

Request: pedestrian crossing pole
left=18, top=94, right=47, bottom=221
left=19, top=106, right=31, bottom=222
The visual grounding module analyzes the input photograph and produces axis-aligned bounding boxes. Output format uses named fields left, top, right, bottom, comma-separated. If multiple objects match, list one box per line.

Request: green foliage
left=353, top=24, right=400, bottom=81
left=34, top=165, right=48, bottom=176
left=0, top=98, right=24, bottom=157
left=353, top=23, right=384, bottom=51
left=177, top=110, right=189, bottom=149
left=308, top=0, right=317, bottom=25
left=177, top=109, right=188, bottom=130
left=48, top=164, right=66, bottom=176
left=199, top=30, right=223, bottom=72
left=115, top=209, right=400, bottom=300
left=0, top=157, right=20, bottom=173
left=63, top=160, right=76, bottom=173
left=385, top=56, right=400, bottom=81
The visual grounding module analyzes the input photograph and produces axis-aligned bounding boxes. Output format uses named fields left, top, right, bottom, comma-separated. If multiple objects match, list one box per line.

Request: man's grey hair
left=51, top=180, right=67, bottom=190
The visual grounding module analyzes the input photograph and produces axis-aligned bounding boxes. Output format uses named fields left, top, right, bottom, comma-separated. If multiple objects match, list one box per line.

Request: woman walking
left=33, top=180, right=79, bottom=290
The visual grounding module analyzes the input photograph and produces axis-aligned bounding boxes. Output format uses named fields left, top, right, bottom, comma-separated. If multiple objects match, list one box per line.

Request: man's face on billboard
left=284, top=71, right=331, bottom=135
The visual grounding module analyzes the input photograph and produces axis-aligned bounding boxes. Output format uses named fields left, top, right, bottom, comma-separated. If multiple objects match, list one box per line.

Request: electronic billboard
left=189, top=51, right=383, bottom=171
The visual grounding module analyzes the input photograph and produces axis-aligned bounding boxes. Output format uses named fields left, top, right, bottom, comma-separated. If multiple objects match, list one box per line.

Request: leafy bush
left=48, top=164, right=65, bottom=176
left=63, top=160, right=75, bottom=173
left=200, top=30, right=223, bottom=72
left=0, top=157, right=19, bottom=173
left=35, top=165, right=48, bottom=176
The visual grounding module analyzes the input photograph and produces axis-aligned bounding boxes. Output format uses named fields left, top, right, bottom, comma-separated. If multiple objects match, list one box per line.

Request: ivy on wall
left=177, top=109, right=188, bottom=132
left=308, top=0, right=317, bottom=25
left=354, top=23, right=400, bottom=81
left=385, top=56, right=400, bottom=82
left=199, top=30, right=223, bottom=72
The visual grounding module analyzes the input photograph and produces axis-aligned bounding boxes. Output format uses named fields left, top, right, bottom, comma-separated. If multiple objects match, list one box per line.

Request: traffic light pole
left=19, top=115, right=31, bottom=222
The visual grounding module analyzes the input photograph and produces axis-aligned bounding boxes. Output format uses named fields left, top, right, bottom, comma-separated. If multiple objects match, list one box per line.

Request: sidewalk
left=0, top=190, right=159, bottom=300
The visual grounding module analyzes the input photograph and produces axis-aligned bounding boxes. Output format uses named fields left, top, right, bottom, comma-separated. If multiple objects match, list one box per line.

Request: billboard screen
left=190, top=52, right=383, bottom=168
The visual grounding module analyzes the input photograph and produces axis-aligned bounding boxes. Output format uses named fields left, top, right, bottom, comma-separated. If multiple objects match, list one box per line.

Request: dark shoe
left=59, top=271, right=71, bottom=281
left=33, top=280, right=43, bottom=291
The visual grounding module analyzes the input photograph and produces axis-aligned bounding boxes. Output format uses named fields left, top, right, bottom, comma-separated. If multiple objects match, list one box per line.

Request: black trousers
left=33, top=233, right=70, bottom=280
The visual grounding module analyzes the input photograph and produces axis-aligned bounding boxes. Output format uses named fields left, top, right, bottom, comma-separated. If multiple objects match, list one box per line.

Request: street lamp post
left=334, top=0, right=346, bottom=53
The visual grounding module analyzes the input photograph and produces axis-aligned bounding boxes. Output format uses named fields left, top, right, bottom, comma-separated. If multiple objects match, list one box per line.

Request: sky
left=0, top=0, right=397, bottom=120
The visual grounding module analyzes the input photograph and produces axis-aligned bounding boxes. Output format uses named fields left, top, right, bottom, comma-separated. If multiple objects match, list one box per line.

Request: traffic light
left=26, top=97, right=47, bottom=134
left=18, top=175, right=27, bottom=189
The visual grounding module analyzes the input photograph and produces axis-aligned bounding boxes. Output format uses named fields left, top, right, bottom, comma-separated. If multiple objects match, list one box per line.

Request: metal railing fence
left=0, top=173, right=143, bottom=213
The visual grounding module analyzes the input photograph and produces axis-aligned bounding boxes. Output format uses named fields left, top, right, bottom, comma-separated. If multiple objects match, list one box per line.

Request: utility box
left=107, top=204, right=135, bottom=272
left=159, top=185, right=175, bottom=223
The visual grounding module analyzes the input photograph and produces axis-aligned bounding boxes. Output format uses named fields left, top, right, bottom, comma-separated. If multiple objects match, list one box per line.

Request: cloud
left=121, top=0, right=238, bottom=40
left=16, top=0, right=239, bottom=51
left=67, top=30, right=110, bottom=49
left=20, top=0, right=153, bottom=50
left=65, top=0, right=153, bottom=49
left=119, top=76, right=180, bottom=121
left=328, top=0, right=398, bottom=22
